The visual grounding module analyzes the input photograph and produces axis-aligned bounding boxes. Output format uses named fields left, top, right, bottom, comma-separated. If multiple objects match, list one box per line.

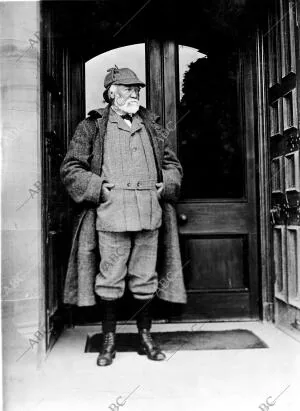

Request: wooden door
left=264, top=0, right=300, bottom=330
left=41, top=2, right=85, bottom=347
left=148, top=40, right=260, bottom=320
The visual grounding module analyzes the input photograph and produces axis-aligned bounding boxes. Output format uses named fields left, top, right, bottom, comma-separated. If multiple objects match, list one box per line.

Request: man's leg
left=128, top=229, right=166, bottom=361
left=95, top=231, right=131, bottom=366
left=97, top=298, right=118, bottom=366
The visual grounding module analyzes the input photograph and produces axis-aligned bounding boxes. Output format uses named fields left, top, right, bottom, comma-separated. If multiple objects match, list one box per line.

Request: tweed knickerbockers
left=95, top=230, right=159, bottom=300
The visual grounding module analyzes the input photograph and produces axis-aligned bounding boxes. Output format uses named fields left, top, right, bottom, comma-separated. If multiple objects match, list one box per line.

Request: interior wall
left=1, top=1, right=44, bottom=409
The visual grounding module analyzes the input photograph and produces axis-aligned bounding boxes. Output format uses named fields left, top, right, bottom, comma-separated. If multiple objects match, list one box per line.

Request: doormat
left=84, top=329, right=268, bottom=353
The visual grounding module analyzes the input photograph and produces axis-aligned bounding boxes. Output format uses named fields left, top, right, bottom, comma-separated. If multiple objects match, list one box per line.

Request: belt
left=113, top=178, right=157, bottom=190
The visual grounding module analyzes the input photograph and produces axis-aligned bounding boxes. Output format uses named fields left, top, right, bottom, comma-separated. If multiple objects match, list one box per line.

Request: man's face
left=112, top=85, right=141, bottom=114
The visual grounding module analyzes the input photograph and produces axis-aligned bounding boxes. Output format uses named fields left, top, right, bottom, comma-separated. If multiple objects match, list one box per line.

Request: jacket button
left=127, top=182, right=131, bottom=187
left=137, top=181, right=141, bottom=187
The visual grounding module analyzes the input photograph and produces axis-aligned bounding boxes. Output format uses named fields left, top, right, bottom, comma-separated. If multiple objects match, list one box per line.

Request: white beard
left=122, top=101, right=140, bottom=114
left=114, top=97, right=140, bottom=114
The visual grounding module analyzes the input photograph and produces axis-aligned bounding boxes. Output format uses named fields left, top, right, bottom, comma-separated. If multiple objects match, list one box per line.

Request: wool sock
left=100, top=299, right=118, bottom=333
left=134, top=298, right=153, bottom=331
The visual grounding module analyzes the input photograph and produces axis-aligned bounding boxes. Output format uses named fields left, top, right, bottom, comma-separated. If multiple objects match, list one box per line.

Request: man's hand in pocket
left=155, top=182, right=164, bottom=200
left=101, top=183, right=115, bottom=202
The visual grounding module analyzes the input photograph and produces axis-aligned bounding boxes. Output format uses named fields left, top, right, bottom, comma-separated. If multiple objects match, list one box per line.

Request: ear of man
left=109, top=85, right=117, bottom=101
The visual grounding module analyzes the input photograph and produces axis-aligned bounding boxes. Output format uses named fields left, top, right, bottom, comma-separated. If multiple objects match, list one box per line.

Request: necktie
left=121, top=113, right=133, bottom=123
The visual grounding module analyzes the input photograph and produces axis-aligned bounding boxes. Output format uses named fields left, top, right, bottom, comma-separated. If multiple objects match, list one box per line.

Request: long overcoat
left=60, top=105, right=187, bottom=306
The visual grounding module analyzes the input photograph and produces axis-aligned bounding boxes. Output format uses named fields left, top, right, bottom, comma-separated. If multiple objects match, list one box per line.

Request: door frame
left=40, top=1, right=86, bottom=349
left=255, top=29, right=274, bottom=322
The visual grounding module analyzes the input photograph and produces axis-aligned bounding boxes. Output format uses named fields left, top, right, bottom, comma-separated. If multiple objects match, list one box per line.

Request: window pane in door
left=178, top=45, right=244, bottom=199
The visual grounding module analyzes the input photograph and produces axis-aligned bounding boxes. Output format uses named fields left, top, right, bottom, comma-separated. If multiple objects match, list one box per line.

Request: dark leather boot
left=138, top=328, right=166, bottom=361
left=97, top=331, right=116, bottom=366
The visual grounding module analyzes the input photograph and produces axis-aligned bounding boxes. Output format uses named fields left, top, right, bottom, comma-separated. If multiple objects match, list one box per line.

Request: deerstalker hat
left=104, top=65, right=146, bottom=88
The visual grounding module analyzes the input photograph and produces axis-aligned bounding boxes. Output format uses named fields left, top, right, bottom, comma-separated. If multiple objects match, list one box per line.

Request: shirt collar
left=109, top=107, right=143, bottom=133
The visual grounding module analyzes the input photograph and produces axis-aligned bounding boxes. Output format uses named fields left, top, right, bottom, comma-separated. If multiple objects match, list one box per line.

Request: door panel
left=265, top=0, right=300, bottom=330
left=162, top=40, right=178, bottom=151
left=42, top=4, right=65, bottom=348
left=183, top=236, right=246, bottom=290
left=41, top=2, right=85, bottom=345
left=178, top=46, right=259, bottom=320
left=147, top=39, right=163, bottom=119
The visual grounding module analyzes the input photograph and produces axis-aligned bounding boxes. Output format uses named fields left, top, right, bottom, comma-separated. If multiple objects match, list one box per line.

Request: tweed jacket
left=60, top=105, right=187, bottom=306
left=96, top=109, right=162, bottom=231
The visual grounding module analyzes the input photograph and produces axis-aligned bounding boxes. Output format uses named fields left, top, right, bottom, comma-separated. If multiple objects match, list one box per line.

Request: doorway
left=41, top=1, right=262, bottom=348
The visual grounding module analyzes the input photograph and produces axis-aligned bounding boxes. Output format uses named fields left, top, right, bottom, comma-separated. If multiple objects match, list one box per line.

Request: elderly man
left=61, top=66, right=186, bottom=366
